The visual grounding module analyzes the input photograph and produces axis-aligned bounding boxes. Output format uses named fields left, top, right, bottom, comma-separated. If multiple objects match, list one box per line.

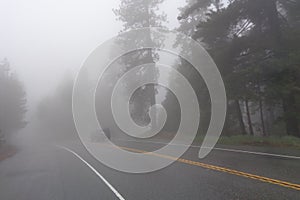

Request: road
left=0, top=138, right=300, bottom=200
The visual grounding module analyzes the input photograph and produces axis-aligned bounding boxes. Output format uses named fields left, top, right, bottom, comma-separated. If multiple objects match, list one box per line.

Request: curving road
left=0, top=139, right=300, bottom=200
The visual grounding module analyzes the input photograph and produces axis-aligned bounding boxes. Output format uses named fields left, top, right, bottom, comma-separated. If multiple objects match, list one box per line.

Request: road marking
left=115, top=138, right=300, bottom=159
left=58, top=146, right=126, bottom=200
left=119, top=146, right=300, bottom=191
left=207, top=147, right=300, bottom=160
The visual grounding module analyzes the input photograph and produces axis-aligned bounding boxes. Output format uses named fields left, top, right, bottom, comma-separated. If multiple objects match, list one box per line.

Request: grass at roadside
left=194, top=135, right=300, bottom=149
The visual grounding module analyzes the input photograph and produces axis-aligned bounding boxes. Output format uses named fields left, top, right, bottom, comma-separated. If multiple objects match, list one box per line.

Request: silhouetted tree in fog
left=113, top=0, right=166, bottom=127
left=177, top=0, right=300, bottom=137
left=0, top=58, right=27, bottom=143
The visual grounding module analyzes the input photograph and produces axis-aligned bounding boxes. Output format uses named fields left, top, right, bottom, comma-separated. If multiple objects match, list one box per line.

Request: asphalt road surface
left=0, top=138, right=300, bottom=200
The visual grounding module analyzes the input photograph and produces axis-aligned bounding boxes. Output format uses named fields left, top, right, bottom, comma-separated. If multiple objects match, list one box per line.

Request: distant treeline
left=0, top=59, right=27, bottom=144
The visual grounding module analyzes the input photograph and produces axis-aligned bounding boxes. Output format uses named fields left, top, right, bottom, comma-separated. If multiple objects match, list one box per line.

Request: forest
left=34, top=0, right=300, bottom=146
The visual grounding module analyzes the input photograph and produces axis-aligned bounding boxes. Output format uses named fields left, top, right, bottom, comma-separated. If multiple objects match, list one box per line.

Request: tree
left=0, top=58, right=27, bottom=143
left=177, top=0, right=300, bottom=136
left=113, top=0, right=166, bottom=127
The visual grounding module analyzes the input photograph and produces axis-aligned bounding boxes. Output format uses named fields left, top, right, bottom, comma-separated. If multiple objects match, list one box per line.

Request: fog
left=1, top=1, right=300, bottom=199
left=0, top=0, right=182, bottom=113
left=0, top=0, right=184, bottom=146
left=1, top=0, right=298, bottom=149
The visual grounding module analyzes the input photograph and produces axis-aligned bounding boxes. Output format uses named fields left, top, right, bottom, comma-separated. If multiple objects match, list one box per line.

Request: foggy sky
left=0, top=0, right=184, bottom=116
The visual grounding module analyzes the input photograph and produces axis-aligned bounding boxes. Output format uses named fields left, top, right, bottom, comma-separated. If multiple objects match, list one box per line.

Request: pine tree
left=178, top=0, right=300, bottom=136
left=113, top=0, right=166, bottom=128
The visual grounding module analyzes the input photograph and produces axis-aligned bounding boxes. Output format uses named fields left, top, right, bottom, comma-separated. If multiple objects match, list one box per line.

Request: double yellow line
left=120, top=146, right=300, bottom=191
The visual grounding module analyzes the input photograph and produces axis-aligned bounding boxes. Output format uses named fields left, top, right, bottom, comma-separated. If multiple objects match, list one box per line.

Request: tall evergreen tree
left=178, top=0, right=300, bottom=136
left=113, top=0, right=166, bottom=127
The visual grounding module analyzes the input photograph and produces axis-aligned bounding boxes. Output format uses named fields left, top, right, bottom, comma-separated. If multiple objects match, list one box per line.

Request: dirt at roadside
left=0, top=145, right=17, bottom=162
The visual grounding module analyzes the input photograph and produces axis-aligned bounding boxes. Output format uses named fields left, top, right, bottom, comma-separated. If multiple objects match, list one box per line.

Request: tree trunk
left=144, top=4, right=157, bottom=130
left=259, top=98, right=267, bottom=136
left=265, top=0, right=299, bottom=137
left=235, top=99, right=246, bottom=135
left=257, top=80, right=267, bottom=136
left=245, top=99, right=254, bottom=135
left=282, top=93, right=299, bottom=137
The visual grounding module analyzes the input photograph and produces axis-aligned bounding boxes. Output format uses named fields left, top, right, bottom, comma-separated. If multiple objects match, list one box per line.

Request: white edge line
left=115, top=138, right=300, bottom=159
left=211, top=147, right=300, bottom=159
left=57, top=145, right=126, bottom=200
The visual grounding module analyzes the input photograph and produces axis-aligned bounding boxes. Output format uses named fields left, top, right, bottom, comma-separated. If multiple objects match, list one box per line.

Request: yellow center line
left=119, top=146, right=300, bottom=191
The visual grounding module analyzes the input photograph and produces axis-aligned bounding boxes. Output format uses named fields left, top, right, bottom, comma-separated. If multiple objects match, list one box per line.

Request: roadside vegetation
left=195, top=134, right=300, bottom=149
left=174, top=0, right=300, bottom=138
